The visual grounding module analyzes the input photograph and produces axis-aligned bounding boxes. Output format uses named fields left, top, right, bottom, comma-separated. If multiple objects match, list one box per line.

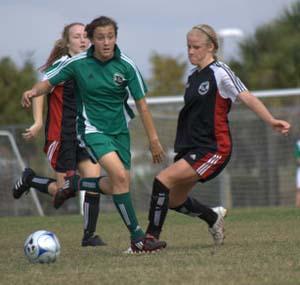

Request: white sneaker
left=212, top=206, right=227, bottom=218
left=208, top=213, right=225, bottom=246
left=124, top=247, right=134, bottom=254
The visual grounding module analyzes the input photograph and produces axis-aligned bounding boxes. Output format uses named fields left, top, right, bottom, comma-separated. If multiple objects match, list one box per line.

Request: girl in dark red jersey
left=145, top=24, right=290, bottom=246
left=13, top=23, right=105, bottom=247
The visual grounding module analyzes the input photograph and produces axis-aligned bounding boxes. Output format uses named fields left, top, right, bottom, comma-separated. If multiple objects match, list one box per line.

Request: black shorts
left=174, top=148, right=231, bottom=183
left=44, top=140, right=92, bottom=172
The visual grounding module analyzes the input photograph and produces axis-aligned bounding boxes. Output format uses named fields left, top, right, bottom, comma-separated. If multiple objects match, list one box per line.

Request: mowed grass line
left=0, top=207, right=300, bottom=285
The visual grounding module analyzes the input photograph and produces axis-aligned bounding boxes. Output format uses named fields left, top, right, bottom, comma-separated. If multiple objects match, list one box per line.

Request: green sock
left=113, top=192, right=145, bottom=240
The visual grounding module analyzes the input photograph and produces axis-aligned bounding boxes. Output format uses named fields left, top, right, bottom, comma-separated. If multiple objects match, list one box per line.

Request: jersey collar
left=197, top=60, right=216, bottom=72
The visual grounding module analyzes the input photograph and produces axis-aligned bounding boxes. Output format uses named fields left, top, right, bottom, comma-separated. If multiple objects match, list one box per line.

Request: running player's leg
left=47, top=140, right=77, bottom=196
left=99, top=152, right=166, bottom=253
left=146, top=158, right=199, bottom=239
left=12, top=140, right=63, bottom=198
left=100, top=152, right=144, bottom=238
left=77, top=155, right=106, bottom=246
left=169, top=150, right=229, bottom=245
left=54, top=133, right=166, bottom=252
left=12, top=167, right=56, bottom=198
left=146, top=150, right=228, bottom=245
left=169, top=182, right=219, bottom=227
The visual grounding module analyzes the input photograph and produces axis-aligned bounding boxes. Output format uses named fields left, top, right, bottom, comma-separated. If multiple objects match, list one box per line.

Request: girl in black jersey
left=13, top=23, right=105, bottom=247
left=145, top=24, right=290, bottom=246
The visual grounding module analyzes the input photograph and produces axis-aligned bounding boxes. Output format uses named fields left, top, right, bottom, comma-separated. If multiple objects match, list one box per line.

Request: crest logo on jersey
left=198, top=81, right=209, bottom=95
left=113, top=73, right=125, bottom=86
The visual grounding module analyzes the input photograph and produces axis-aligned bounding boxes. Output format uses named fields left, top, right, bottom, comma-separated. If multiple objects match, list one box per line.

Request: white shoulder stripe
left=214, top=61, right=247, bottom=92
left=220, top=63, right=245, bottom=92
left=52, top=55, right=69, bottom=66
left=46, top=52, right=87, bottom=79
left=46, top=57, right=69, bottom=78
left=120, top=53, right=145, bottom=94
left=46, top=52, right=87, bottom=78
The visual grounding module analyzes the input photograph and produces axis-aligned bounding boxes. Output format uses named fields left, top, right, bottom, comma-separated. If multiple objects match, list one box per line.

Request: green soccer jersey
left=46, top=45, right=147, bottom=136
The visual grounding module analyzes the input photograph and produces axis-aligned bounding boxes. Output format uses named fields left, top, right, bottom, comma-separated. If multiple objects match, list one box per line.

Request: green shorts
left=82, top=132, right=131, bottom=169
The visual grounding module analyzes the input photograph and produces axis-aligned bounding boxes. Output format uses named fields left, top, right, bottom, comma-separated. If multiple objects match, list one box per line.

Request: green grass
left=1, top=207, right=300, bottom=285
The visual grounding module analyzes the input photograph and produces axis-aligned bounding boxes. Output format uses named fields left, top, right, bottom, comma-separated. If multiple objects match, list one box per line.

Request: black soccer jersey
left=43, top=55, right=77, bottom=141
left=174, top=61, right=247, bottom=154
left=44, top=79, right=77, bottom=141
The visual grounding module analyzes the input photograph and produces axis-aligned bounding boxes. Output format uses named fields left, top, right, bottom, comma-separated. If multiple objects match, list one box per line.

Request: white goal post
left=129, top=87, right=300, bottom=105
left=0, top=130, right=44, bottom=216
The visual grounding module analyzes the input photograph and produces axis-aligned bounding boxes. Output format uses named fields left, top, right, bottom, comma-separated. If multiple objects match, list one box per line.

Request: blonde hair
left=190, top=24, right=219, bottom=59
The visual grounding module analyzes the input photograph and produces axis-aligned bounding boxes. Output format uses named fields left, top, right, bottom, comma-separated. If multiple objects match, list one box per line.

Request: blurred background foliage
left=0, top=1, right=299, bottom=125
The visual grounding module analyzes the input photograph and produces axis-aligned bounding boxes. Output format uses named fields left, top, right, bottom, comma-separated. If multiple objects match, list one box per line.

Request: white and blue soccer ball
left=24, top=230, right=61, bottom=264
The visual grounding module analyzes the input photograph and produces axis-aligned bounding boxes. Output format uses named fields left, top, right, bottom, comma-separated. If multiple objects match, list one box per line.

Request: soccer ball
left=24, top=230, right=61, bottom=263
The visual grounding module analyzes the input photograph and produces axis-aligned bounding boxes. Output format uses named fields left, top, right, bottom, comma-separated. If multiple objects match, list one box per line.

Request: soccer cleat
left=81, top=235, right=107, bottom=247
left=212, top=206, right=228, bottom=218
left=53, top=172, right=79, bottom=209
left=208, top=213, right=225, bottom=246
left=12, top=168, right=35, bottom=199
left=124, top=234, right=167, bottom=254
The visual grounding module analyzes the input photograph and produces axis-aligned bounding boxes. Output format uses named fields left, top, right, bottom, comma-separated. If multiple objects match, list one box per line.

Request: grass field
left=1, top=207, right=300, bottom=285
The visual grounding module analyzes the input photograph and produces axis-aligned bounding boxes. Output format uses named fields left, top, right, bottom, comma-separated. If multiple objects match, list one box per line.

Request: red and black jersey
left=45, top=79, right=77, bottom=141
left=174, top=61, right=247, bottom=154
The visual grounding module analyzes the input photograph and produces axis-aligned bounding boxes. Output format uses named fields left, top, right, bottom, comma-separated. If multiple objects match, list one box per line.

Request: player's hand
left=271, top=119, right=290, bottom=136
left=149, top=138, right=165, bottom=163
left=22, top=123, right=43, bottom=141
left=22, top=89, right=37, bottom=108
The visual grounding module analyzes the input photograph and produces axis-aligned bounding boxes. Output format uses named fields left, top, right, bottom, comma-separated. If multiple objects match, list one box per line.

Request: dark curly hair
left=85, top=16, right=118, bottom=39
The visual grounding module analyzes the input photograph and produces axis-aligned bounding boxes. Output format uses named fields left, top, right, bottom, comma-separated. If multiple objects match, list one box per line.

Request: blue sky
left=0, top=0, right=296, bottom=78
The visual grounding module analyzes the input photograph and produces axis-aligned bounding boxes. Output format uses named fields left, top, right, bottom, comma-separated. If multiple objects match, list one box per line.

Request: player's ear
left=207, top=42, right=214, bottom=52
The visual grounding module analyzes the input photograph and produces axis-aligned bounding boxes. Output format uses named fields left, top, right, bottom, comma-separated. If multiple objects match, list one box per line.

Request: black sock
left=146, top=178, right=169, bottom=239
left=83, top=192, right=100, bottom=238
left=79, top=176, right=107, bottom=194
left=27, top=175, right=56, bottom=195
left=170, top=196, right=217, bottom=227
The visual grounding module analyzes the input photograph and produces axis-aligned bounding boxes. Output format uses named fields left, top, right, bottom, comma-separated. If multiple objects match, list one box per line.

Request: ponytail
left=39, top=39, right=68, bottom=72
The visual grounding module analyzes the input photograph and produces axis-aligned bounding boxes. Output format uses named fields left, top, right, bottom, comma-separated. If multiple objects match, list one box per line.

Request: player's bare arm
left=22, top=96, right=44, bottom=140
left=22, top=80, right=52, bottom=108
left=135, top=97, right=165, bottom=163
left=238, top=91, right=290, bottom=135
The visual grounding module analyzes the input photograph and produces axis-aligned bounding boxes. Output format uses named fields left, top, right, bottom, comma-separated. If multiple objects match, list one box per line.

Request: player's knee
left=156, top=171, right=176, bottom=189
left=168, top=188, right=188, bottom=209
left=112, top=170, right=128, bottom=187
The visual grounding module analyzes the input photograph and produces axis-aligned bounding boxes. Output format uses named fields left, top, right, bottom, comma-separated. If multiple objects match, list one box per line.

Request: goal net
left=1, top=88, right=299, bottom=216
left=129, top=88, right=300, bottom=210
